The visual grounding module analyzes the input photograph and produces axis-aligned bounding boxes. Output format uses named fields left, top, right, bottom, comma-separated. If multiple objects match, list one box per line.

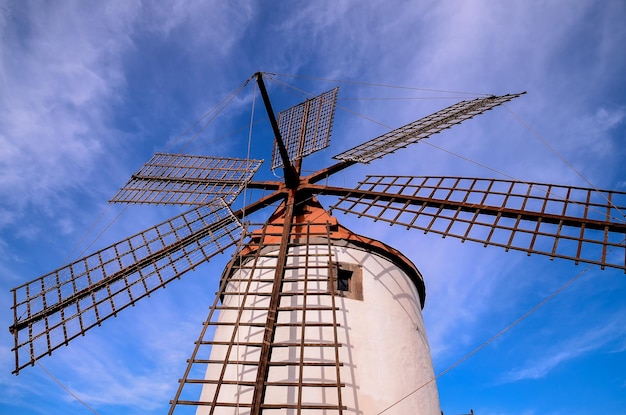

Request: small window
left=336, top=267, right=352, bottom=292
left=331, top=262, right=363, bottom=301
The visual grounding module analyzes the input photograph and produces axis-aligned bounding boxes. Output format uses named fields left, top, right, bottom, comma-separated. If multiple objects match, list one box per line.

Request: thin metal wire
left=267, top=72, right=490, bottom=96
left=504, top=105, right=626, bottom=220
left=173, top=77, right=253, bottom=154
left=37, top=362, right=100, bottom=415
left=236, top=82, right=257, bottom=413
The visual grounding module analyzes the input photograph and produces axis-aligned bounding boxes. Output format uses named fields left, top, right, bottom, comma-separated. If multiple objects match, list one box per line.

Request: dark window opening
left=336, top=268, right=352, bottom=292
left=331, top=262, right=363, bottom=301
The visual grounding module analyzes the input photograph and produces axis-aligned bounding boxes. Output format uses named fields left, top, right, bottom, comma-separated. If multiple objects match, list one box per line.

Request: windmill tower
left=9, top=73, right=626, bottom=415
left=185, top=197, right=438, bottom=414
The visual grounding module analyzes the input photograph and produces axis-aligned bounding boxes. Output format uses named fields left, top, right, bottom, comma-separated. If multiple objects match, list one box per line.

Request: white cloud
left=139, top=0, right=255, bottom=54
left=569, top=106, right=626, bottom=156
left=421, top=242, right=528, bottom=359
left=503, top=312, right=626, bottom=382
left=0, top=3, right=140, bottom=216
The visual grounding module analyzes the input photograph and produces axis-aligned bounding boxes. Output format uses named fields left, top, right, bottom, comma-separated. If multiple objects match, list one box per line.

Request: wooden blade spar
left=330, top=176, right=626, bottom=271
left=10, top=200, right=242, bottom=374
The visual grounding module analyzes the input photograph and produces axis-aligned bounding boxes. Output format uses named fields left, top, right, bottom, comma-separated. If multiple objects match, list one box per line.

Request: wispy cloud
left=0, top=3, right=138, bottom=215
left=138, top=0, right=255, bottom=54
left=421, top=242, right=528, bottom=359
left=502, top=312, right=626, bottom=383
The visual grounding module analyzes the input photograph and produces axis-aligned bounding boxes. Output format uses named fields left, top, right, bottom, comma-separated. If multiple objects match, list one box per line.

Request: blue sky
left=1, top=1, right=625, bottom=414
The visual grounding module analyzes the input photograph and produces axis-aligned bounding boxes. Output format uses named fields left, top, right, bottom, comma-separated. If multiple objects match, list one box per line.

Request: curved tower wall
left=197, top=240, right=440, bottom=415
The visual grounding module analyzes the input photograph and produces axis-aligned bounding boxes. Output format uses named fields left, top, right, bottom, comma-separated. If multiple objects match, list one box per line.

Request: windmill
left=9, top=72, right=626, bottom=414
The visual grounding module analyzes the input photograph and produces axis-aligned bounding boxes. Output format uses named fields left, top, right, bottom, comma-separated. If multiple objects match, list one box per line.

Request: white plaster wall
left=196, top=242, right=439, bottom=415
left=333, top=245, right=440, bottom=415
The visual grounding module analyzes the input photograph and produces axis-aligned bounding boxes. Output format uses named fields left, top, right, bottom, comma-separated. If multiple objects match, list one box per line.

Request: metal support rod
left=250, top=190, right=297, bottom=414
left=255, top=72, right=300, bottom=189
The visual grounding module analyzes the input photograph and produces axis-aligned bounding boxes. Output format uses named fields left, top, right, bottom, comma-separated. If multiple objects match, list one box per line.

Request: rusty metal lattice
left=10, top=200, right=242, bottom=374
left=169, top=217, right=345, bottom=414
left=331, top=176, right=626, bottom=271
left=272, top=87, right=339, bottom=170
left=110, top=153, right=263, bottom=205
left=333, top=92, right=525, bottom=163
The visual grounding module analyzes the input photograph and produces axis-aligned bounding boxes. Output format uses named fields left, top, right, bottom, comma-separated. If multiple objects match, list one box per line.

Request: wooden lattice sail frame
left=9, top=72, right=626, bottom=414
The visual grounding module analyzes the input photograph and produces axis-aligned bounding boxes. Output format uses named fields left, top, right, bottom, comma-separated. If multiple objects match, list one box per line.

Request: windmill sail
left=333, top=92, right=525, bottom=163
left=110, top=153, right=263, bottom=205
left=271, top=87, right=339, bottom=170
left=330, top=175, right=626, bottom=271
left=10, top=200, right=242, bottom=373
